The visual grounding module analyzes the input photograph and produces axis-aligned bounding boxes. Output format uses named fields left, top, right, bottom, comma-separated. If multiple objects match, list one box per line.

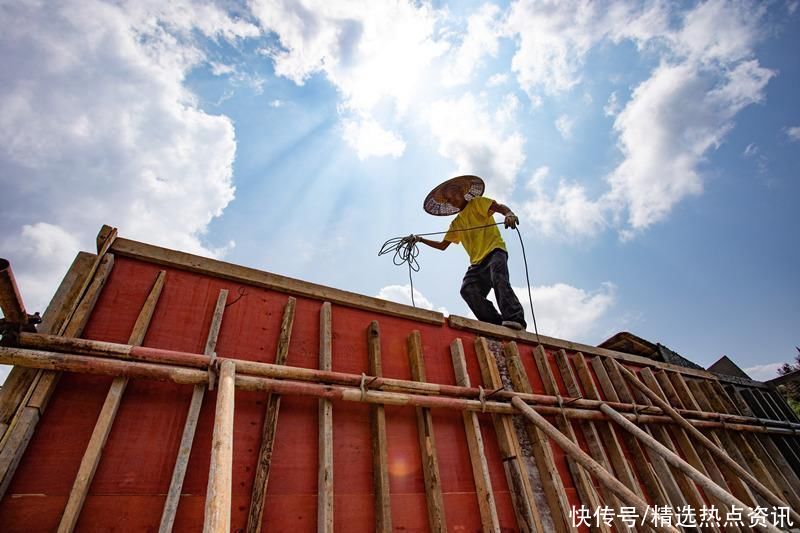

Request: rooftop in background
left=598, top=331, right=705, bottom=372
left=707, top=355, right=753, bottom=380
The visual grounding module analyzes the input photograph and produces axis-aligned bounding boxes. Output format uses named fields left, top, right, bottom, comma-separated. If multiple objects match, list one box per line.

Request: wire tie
left=360, top=373, right=368, bottom=401
left=486, top=386, right=505, bottom=400
left=633, top=403, right=641, bottom=425
left=478, top=386, right=486, bottom=413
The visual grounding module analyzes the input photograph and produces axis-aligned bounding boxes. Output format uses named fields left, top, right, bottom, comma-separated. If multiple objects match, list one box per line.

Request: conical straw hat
left=423, top=175, right=485, bottom=216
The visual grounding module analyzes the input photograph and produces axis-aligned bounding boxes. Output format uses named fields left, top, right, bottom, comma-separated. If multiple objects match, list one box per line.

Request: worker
left=406, top=175, right=527, bottom=330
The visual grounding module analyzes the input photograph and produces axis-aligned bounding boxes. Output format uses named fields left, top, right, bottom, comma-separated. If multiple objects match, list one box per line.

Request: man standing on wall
left=407, top=175, right=527, bottom=330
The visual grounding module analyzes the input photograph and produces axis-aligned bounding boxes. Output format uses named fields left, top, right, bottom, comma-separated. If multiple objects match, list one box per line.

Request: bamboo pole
left=58, top=270, right=165, bottom=533
left=161, top=289, right=230, bottom=533
left=204, top=359, right=236, bottom=533
left=599, top=403, right=782, bottom=533
left=369, top=321, right=393, bottom=533
left=450, top=338, right=499, bottom=533
left=4, top=345, right=800, bottom=438
left=408, top=331, right=446, bottom=532
left=510, top=397, right=680, bottom=533
left=318, top=302, right=334, bottom=533
left=18, top=332, right=800, bottom=433
left=246, top=296, right=296, bottom=533
left=613, top=359, right=800, bottom=525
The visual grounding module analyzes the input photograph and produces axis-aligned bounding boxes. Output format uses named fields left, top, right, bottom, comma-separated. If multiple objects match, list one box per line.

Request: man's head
left=423, top=175, right=485, bottom=216
left=442, top=182, right=468, bottom=210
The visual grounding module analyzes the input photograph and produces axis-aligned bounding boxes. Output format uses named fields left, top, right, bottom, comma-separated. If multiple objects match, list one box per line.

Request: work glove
left=504, top=213, right=519, bottom=229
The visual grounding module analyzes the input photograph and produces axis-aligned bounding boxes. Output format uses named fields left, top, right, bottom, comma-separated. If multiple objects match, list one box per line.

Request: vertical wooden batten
left=317, top=302, right=334, bottom=533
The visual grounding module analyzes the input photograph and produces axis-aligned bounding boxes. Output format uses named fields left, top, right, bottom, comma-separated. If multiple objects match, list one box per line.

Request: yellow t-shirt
left=444, top=196, right=506, bottom=264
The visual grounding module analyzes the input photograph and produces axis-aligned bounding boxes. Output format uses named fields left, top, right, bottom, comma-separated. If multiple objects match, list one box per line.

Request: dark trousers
left=460, top=249, right=526, bottom=327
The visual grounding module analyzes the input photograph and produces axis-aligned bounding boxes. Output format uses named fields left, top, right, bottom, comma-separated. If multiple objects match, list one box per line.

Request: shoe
left=502, top=320, right=525, bottom=331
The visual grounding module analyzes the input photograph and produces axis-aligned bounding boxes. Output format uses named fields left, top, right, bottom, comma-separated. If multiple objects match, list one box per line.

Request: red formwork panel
left=0, top=255, right=598, bottom=531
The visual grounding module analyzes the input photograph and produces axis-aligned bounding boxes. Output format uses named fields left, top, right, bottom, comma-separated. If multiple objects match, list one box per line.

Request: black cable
left=378, top=222, right=541, bottom=342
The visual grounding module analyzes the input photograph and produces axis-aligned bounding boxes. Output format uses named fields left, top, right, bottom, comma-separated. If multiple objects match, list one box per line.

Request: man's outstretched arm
left=414, top=237, right=451, bottom=250
left=488, top=201, right=519, bottom=228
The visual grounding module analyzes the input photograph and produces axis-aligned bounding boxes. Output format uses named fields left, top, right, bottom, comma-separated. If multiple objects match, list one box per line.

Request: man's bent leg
left=460, top=265, right=502, bottom=325
left=488, top=250, right=527, bottom=328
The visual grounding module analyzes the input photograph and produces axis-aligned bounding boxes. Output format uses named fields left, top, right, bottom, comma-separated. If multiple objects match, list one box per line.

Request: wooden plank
left=368, top=321, right=393, bottom=533
left=318, top=302, right=334, bottom=533
left=587, top=356, right=670, bottom=510
left=704, top=380, right=800, bottom=511
left=450, top=338, right=499, bottom=532
left=408, top=330, right=446, bottom=532
left=204, top=359, right=236, bottom=533
left=474, top=337, right=541, bottom=533
left=110, top=237, right=444, bottom=325
left=0, top=252, right=114, bottom=501
left=505, top=342, right=570, bottom=533
left=161, top=289, right=229, bottom=533
left=636, top=368, right=710, bottom=519
left=553, top=351, right=638, bottom=495
left=245, top=297, right=297, bottom=533
left=510, top=397, right=680, bottom=533
left=58, top=270, right=165, bottom=533
left=0, top=252, right=95, bottom=433
left=449, top=315, right=726, bottom=381
left=534, top=347, right=616, bottom=533
left=599, top=403, right=782, bottom=533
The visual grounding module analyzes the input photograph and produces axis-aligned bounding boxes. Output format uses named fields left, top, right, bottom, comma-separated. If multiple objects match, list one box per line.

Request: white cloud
left=743, top=362, right=783, bottom=382
left=0, top=0, right=245, bottom=311
left=343, top=117, right=406, bottom=160
left=376, top=284, right=447, bottom=315
left=429, top=93, right=525, bottom=200
left=505, top=0, right=668, bottom=101
left=606, top=59, right=774, bottom=233
left=250, top=0, right=447, bottom=155
left=522, top=167, right=607, bottom=239
left=603, top=91, right=620, bottom=117
left=489, top=281, right=616, bottom=341
left=554, top=114, right=574, bottom=140
left=518, top=1, right=774, bottom=239
left=487, top=73, right=509, bottom=87
left=442, top=4, right=502, bottom=86
left=786, top=126, right=800, bottom=142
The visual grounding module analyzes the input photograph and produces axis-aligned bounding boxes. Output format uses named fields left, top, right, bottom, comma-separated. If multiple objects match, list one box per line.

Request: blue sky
left=1, top=0, right=799, bottom=383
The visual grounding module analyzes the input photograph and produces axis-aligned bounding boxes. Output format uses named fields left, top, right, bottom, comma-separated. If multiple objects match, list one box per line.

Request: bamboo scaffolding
left=3, top=345, right=800, bottom=438
left=246, top=297, right=297, bottom=533
left=160, top=289, right=230, bottom=533
left=58, top=270, right=166, bottom=533
left=204, top=359, right=236, bottom=533
left=15, top=332, right=800, bottom=433
left=369, top=321, right=393, bottom=533
left=450, top=338, right=499, bottom=533
left=510, top=397, right=680, bottom=533
left=599, top=403, right=782, bottom=533
left=613, top=359, right=800, bottom=525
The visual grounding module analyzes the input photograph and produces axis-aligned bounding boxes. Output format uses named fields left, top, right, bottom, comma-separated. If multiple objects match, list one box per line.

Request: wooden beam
left=203, top=359, right=236, bottom=533
left=161, top=289, right=229, bottom=533
left=0, top=252, right=114, bottom=501
left=614, top=360, right=800, bottom=525
left=450, top=338, right=499, bottom=533
left=474, top=337, right=542, bottom=533
left=245, top=297, right=297, bottom=533
left=110, top=237, right=444, bottom=325
left=408, top=330, right=447, bottom=532
left=318, top=302, right=334, bottom=533
left=504, top=343, right=571, bottom=533
left=449, top=315, right=727, bottom=382
left=586, top=356, right=670, bottom=510
left=599, top=403, right=781, bottom=533
left=58, top=270, right=165, bottom=533
left=368, top=321, right=393, bottom=533
left=510, top=397, right=680, bottom=533
left=536, top=349, right=610, bottom=533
